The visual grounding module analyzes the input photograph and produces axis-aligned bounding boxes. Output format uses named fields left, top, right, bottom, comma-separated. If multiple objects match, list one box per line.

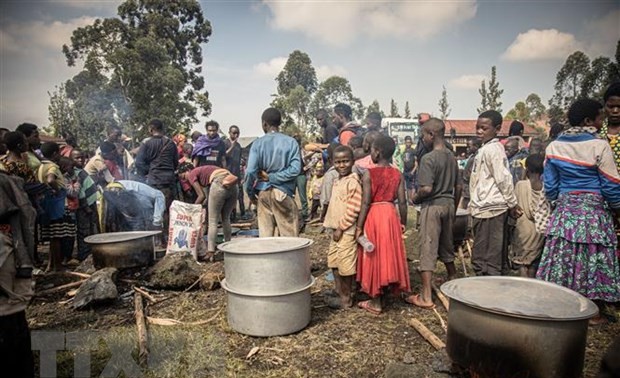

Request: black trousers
left=0, top=310, right=34, bottom=378
left=471, top=212, right=509, bottom=276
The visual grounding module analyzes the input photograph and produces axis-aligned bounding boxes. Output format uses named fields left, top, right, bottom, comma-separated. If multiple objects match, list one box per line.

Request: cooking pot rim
left=85, top=231, right=161, bottom=244
left=448, top=297, right=597, bottom=321
left=218, top=237, right=313, bottom=254
left=441, top=276, right=598, bottom=321
left=221, top=276, right=315, bottom=297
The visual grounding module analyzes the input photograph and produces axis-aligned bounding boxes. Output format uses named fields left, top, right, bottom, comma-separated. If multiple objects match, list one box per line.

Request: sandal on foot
left=357, top=300, right=381, bottom=315
left=404, top=294, right=436, bottom=309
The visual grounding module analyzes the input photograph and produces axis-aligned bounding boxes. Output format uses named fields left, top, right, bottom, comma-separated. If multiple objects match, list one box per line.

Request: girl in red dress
left=356, top=135, right=410, bottom=314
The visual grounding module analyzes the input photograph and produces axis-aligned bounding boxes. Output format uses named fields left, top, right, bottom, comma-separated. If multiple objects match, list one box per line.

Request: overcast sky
left=1, top=1, right=619, bottom=137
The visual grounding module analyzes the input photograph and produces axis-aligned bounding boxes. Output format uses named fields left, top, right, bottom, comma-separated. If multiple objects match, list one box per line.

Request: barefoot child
left=355, top=135, right=410, bottom=315
left=322, top=146, right=362, bottom=309
left=511, top=154, right=545, bottom=277
left=469, top=110, right=521, bottom=276
left=407, top=118, right=461, bottom=309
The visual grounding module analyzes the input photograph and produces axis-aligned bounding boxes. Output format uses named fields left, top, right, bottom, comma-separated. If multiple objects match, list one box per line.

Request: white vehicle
left=382, top=117, right=421, bottom=144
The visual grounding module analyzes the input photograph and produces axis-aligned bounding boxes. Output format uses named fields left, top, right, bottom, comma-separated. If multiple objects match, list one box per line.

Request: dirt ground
left=28, top=211, right=620, bottom=378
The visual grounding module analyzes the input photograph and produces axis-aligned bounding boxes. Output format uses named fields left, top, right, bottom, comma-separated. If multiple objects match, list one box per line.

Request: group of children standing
left=319, top=109, right=553, bottom=314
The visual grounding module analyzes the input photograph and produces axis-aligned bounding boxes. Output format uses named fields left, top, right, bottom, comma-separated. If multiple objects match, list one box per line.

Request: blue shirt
left=544, top=132, right=620, bottom=208
left=118, top=180, right=166, bottom=226
left=244, top=132, right=302, bottom=199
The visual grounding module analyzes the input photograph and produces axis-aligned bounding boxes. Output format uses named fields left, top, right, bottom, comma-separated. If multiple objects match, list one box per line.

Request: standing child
left=59, top=157, right=79, bottom=264
left=322, top=146, right=362, bottom=309
left=37, top=143, right=75, bottom=271
left=511, top=154, right=545, bottom=277
left=60, top=157, right=99, bottom=261
left=469, top=110, right=521, bottom=276
left=307, top=165, right=324, bottom=221
left=355, top=135, right=410, bottom=315
left=406, top=118, right=461, bottom=309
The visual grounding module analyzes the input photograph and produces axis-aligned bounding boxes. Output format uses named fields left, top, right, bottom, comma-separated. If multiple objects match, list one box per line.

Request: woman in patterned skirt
left=537, top=99, right=620, bottom=325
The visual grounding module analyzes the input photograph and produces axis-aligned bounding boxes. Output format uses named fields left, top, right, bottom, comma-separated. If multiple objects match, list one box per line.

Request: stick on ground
left=134, top=293, right=148, bottom=368
left=133, top=286, right=157, bottom=303
left=36, top=280, right=86, bottom=296
left=408, top=318, right=446, bottom=350
left=457, top=246, right=469, bottom=277
left=431, top=283, right=450, bottom=311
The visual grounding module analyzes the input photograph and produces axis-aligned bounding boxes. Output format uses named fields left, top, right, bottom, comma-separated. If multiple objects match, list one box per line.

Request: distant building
left=444, top=120, right=543, bottom=155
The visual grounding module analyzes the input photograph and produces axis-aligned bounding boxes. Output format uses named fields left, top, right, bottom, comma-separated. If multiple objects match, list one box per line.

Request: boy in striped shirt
left=322, top=145, right=362, bottom=309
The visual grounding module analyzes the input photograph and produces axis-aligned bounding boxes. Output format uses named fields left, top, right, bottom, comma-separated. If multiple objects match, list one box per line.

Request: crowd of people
left=0, top=82, right=619, bottom=375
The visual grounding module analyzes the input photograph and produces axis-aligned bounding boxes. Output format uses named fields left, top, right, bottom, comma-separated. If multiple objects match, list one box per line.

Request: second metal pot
left=221, top=277, right=314, bottom=337
left=441, top=277, right=598, bottom=378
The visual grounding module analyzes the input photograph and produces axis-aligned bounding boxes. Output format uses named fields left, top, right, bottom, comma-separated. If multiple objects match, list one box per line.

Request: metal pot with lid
left=441, top=276, right=598, bottom=378
left=218, top=237, right=313, bottom=295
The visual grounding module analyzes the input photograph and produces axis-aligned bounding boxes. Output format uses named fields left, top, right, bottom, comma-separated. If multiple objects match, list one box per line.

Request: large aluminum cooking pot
left=221, top=277, right=314, bottom=337
left=441, top=277, right=598, bottom=378
left=85, top=231, right=161, bottom=269
left=218, top=237, right=313, bottom=295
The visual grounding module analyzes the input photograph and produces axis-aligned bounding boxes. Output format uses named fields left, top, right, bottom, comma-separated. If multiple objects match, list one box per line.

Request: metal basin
left=441, top=277, right=598, bottom=378
left=85, top=231, right=161, bottom=269
left=218, top=237, right=313, bottom=295
left=221, top=277, right=314, bottom=337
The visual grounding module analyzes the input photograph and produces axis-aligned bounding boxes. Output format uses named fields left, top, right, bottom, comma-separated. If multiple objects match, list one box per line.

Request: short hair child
left=511, top=153, right=545, bottom=278
left=405, top=118, right=460, bottom=309
left=468, top=110, right=520, bottom=276
left=322, top=145, right=362, bottom=309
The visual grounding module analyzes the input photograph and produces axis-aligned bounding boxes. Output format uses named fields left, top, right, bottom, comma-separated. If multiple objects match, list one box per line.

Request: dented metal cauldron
left=85, top=231, right=161, bottom=269
left=441, top=277, right=598, bottom=378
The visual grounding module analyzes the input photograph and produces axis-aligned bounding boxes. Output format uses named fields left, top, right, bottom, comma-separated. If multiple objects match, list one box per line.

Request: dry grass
left=28, top=208, right=619, bottom=377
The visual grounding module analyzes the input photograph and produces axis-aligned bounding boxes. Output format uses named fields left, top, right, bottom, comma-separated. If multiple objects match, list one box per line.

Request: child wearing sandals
left=406, top=118, right=461, bottom=309
left=355, top=135, right=410, bottom=315
left=322, top=145, right=362, bottom=309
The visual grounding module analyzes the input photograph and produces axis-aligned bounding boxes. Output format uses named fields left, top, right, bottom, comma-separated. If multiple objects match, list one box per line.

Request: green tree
left=404, top=101, right=411, bottom=118
left=549, top=51, right=591, bottom=115
left=48, top=66, right=123, bottom=150
left=477, top=66, right=503, bottom=113
left=366, top=99, right=385, bottom=118
left=47, top=84, right=77, bottom=139
left=506, top=93, right=547, bottom=125
left=581, top=56, right=613, bottom=100
left=477, top=80, right=488, bottom=114
left=271, top=50, right=320, bottom=135
left=62, top=0, right=212, bottom=138
left=611, top=40, right=620, bottom=83
left=281, top=85, right=313, bottom=133
left=438, top=86, right=451, bottom=120
left=310, top=76, right=364, bottom=121
left=275, top=50, right=318, bottom=96
left=524, top=93, right=546, bottom=120
left=505, top=102, right=529, bottom=122
left=487, top=66, right=504, bottom=113
left=389, top=99, right=400, bottom=117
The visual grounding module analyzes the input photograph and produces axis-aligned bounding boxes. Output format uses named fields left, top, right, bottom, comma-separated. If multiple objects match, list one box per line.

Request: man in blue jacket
left=244, top=108, right=302, bottom=237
